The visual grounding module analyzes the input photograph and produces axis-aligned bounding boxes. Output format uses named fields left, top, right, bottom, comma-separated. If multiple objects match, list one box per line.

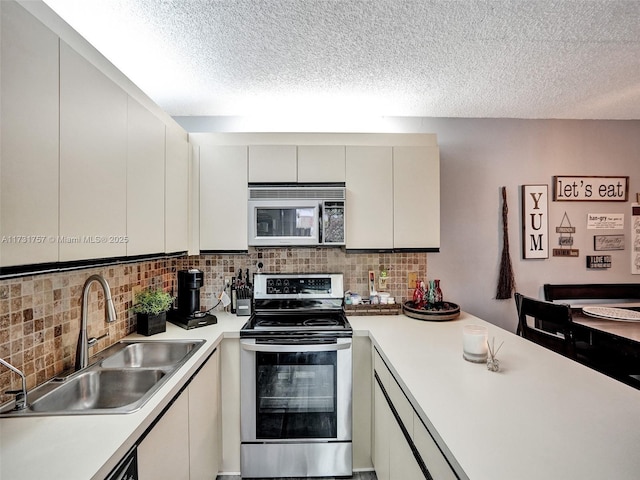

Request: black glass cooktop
left=241, top=312, right=352, bottom=337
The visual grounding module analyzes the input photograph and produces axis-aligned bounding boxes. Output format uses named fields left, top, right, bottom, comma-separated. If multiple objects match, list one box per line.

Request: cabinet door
left=220, top=338, right=241, bottom=473
left=373, top=381, right=391, bottom=480
left=165, top=123, right=190, bottom=253
left=126, top=97, right=165, bottom=256
left=352, top=336, right=373, bottom=471
left=345, top=146, right=393, bottom=249
left=393, top=146, right=440, bottom=249
left=199, top=145, right=248, bottom=251
left=1, top=1, right=59, bottom=267
left=138, top=391, right=190, bottom=480
left=389, top=416, right=424, bottom=480
left=189, top=350, right=220, bottom=479
left=59, top=41, right=127, bottom=261
left=413, top=414, right=457, bottom=480
left=297, top=145, right=346, bottom=183
left=248, top=145, right=297, bottom=183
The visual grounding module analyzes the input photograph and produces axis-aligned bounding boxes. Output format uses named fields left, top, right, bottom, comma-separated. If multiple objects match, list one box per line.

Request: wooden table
left=572, top=307, right=640, bottom=343
left=570, top=306, right=640, bottom=387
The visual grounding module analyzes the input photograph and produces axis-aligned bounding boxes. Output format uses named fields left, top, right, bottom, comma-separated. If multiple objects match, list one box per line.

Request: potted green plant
left=132, top=289, right=173, bottom=336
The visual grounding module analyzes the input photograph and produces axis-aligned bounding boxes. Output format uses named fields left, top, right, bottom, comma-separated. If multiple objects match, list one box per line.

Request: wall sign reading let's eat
left=553, top=176, right=629, bottom=201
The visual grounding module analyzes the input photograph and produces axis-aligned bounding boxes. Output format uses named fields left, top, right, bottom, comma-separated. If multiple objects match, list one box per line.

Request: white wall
left=176, top=116, right=640, bottom=332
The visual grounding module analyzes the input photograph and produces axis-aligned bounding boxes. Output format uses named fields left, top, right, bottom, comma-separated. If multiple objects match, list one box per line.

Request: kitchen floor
left=217, top=472, right=377, bottom=480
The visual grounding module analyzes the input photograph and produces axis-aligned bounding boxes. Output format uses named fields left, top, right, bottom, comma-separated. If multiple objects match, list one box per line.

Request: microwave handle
left=318, top=202, right=324, bottom=244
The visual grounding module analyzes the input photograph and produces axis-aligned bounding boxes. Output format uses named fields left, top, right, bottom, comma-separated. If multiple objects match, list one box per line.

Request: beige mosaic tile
left=0, top=248, right=433, bottom=404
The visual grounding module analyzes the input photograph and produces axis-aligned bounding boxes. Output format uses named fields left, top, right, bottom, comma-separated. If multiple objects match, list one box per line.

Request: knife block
left=236, top=299, right=251, bottom=316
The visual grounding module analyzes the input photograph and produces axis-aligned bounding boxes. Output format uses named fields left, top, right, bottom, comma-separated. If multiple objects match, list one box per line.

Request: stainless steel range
left=240, top=273, right=352, bottom=479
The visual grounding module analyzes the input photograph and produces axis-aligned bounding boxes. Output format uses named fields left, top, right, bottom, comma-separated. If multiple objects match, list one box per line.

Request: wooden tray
left=345, top=303, right=402, bottom=316
left=402, top=301, right=461, bottom=321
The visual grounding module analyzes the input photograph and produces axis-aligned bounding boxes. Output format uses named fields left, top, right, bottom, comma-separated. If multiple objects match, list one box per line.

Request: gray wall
left=176, top=116, right=640, bottom=332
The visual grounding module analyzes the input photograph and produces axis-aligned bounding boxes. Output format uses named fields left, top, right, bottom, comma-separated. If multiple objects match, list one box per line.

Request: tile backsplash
left=0, top=248, right=428, bottom=401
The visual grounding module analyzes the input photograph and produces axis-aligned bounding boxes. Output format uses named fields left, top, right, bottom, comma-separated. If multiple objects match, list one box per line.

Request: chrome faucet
left=0, top=358, right=28, bottom=410
left=76, top=275, right=117, bottom=370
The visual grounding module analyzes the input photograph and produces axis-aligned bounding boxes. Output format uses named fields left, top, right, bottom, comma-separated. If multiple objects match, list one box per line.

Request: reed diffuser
left=487, top=337, right=504, bottom=372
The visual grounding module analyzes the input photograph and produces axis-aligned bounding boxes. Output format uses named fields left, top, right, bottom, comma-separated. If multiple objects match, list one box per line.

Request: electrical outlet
left=407, top=272, right=418, bottom=289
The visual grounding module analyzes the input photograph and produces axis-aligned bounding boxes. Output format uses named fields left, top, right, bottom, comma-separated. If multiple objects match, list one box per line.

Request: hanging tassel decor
left=496, top=186, right=515, bottom=299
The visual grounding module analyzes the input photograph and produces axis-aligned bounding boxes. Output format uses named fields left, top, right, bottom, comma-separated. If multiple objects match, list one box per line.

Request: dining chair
left=514, top=292, right=576, bottom=358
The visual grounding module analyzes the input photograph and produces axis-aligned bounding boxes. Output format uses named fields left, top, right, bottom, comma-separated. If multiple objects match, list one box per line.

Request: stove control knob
left=283, top=287, right=290, bottom=293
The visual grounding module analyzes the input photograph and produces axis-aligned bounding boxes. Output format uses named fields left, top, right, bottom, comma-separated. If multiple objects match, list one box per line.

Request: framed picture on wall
left=521, top=184, right=549, bottom=259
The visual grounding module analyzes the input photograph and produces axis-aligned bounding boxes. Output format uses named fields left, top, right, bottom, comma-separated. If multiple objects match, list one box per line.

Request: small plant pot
left=136, top=311, right=167, bottom=336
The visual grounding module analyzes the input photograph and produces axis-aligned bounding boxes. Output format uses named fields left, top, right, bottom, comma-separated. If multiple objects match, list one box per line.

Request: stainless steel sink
left=0, top=339, right=205, bottom=416
left=30, top=369, right=165, bottom=412
left=101, top=341, right=200, bottom=369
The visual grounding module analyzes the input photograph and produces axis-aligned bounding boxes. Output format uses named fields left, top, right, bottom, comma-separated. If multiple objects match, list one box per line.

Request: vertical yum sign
left=521, top=185, right=549, bottom=259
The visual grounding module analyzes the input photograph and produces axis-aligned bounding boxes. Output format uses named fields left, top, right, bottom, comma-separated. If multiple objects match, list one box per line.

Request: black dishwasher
left=105, top=447, right=138, bottom=480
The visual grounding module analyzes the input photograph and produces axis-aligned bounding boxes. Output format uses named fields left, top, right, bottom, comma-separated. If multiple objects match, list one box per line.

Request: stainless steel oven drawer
left=241, top=442, right=352, bottom=478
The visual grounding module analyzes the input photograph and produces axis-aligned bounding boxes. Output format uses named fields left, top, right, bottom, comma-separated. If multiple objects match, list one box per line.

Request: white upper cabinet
left=199, top=142, right=248, bottom=251
left=165, top=123, right=190, bottom=253
left=126, top=98, right=166, bottom=256
left=393, top=146, right=440, bottom=250
left=297, top=145, right=346, bottom=183
left=248, top=145, right=297, bottom=183
left=59, top=41, right=128, bottom=262
left=248, top=144, right=346, bottom=184
left=0, top=1, right=59, bottom=267
left=345, top=146, right=394, bottom=249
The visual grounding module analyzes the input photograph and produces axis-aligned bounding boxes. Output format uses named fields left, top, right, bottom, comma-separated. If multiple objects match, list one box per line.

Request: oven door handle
left=240, top=341, right=351, bottom=353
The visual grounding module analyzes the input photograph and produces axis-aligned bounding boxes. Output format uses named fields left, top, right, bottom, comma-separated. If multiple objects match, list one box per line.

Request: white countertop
left=351, top=312, right=640, bottom=480
left=0, top=313, right=248, bottom=480
left=2, top=311, right=640, bottom=480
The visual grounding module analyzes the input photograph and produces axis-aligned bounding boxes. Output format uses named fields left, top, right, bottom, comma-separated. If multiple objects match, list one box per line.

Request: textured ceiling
left=43, top=0, right=640, bottom=119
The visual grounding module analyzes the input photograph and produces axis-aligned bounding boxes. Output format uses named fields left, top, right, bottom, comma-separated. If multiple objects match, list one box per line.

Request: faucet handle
left=87, top=332, right=109, bottom=348
left=4, top=389, right=27, bottom=410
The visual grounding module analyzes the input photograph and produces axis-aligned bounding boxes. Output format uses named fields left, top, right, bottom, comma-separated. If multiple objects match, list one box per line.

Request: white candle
left=462, top=325, right=488, bottom=363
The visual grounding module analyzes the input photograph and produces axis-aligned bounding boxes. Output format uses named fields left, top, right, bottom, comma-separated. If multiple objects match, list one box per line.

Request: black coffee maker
left=168, top=269, right=217, bottom=329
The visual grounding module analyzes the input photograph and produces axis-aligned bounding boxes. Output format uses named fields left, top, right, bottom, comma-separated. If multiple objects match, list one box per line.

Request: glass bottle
left=412, top=280, right=425, bottom=309
left=427, top=280, right=436, bottom=305
left=434, top=279, right=443, bottom=304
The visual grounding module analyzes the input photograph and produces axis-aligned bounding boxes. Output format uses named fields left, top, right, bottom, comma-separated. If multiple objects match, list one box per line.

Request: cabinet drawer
left=374, top=349, right=412, bottom=436
left=413, top=414, right=457, bottom=480
left=374, top=348, right=390, bottom=386
left=386, top=374, right=414, bottom=437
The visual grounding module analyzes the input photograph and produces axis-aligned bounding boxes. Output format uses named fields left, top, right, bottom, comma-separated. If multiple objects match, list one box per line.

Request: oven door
left=240, top=337, right=352, bottom=443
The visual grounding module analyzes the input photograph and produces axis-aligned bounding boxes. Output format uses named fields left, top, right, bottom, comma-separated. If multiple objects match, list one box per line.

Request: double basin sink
left=0, top=339, right=205, bottom=416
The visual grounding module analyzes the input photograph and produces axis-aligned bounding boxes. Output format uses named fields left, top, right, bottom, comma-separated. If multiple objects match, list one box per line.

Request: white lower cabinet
left=389, top=412, right=424, bottom=480
left=373, top=348, right=457, bottom=480
left=138, top=349, right=220, bottom=480
left=189, top=349, right=220, bottom=479
left=138, top=391, right=190, bottom=480
left=413, top=415, right=457, bottom=480
left=373, top=381, right=391, bottom=480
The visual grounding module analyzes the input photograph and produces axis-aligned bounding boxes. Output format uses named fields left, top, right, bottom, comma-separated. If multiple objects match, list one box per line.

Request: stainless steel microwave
left=248, top=185, right=346, bottom=246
